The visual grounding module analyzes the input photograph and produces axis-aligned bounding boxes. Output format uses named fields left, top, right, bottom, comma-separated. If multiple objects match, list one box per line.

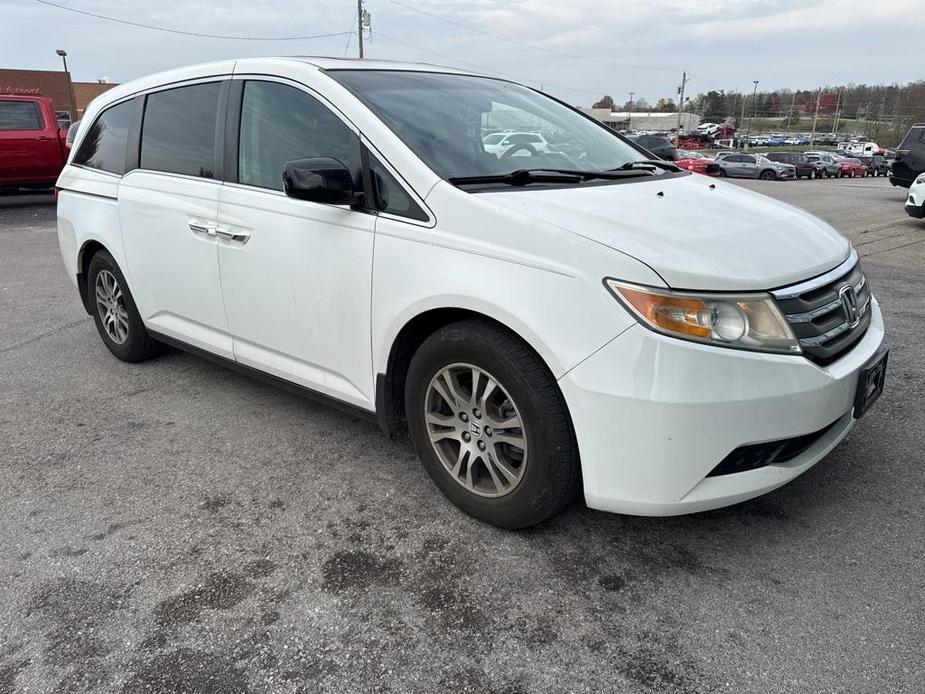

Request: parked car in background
left=0, top=95, right=69, bottom=190
left=858, top=155, right=889, bottom=177
left=717, top=153, right=795, bottom=180
left=904, top=173, right=925, bottom=219
left=765, top=152, right=817, bottom=179
left=628, top=134, right=676, bottom=161
left=890, top=123, right=925, bottom=188
left=804, top=152, right=841, bottom=178
left=838, top=157, right=868, bottom=178
left=482, top=131, right=550, bottom=157
left=674, top=150, right=721, bottom=176
left=56, top=57, right=886, bottom=527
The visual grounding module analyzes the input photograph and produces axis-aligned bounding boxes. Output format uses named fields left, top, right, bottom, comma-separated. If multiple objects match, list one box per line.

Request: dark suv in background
left=765, top=152, right=817, bottom=179
left=889, top=124, right=924, bottom=187
left=858, top=155, right=890, bottom=177
left=627, top=134, right=676, bottom=161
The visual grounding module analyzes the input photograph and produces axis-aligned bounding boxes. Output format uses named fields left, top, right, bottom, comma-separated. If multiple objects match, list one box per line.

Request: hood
left=484, top=173, right=850, bottom=291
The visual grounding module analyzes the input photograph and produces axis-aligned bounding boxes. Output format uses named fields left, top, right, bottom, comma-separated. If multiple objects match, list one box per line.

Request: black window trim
left=224, top=74, right=433, bottom=225
left=0, top=99, right=45, bottom=131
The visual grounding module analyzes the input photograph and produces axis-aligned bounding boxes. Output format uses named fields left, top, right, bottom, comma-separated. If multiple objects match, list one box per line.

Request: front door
left=119, top=81, right=232, bottom=358
left=216, top=78, right=376, bottom=410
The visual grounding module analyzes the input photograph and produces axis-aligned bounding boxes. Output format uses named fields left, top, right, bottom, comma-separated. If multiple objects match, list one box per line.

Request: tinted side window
left=369, top=153, right=427, bottom=222
left=141, top=83, right=220, bottom=178
left=239, top=81, right=354, bottom=191
left=73, top=100, right=135, bottom=175
left=0, top=100, right=43, bottom=130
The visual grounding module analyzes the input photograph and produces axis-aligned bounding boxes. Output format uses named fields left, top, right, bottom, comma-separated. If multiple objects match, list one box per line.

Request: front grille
left=708, top=418, right=841, bottom=477
left=772, top=252, right=871, bottom=366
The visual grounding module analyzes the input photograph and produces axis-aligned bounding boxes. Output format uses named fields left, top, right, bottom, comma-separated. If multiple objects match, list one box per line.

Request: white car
left=482, top=131, right=549, bottom=157
left=784, top=137, right=801, bottom=145
left=56, top=58, right=887, bottom=528
left=905, top=173, right=925, bottom=219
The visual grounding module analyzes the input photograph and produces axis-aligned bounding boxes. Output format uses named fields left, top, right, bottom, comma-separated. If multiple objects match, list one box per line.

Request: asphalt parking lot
left=1, top=178, right=923, bottom=693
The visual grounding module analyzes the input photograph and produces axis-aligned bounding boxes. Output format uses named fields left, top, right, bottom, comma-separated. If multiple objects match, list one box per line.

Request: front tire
left=87, top=250, right=163, bottom=362
left=759, top=170, right=777, bottom=181
left=405, top=320, right=580, bottom=529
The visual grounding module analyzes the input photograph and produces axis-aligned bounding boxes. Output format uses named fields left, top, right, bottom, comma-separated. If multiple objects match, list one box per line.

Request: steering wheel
left=500, top=143, right=537, bottom=159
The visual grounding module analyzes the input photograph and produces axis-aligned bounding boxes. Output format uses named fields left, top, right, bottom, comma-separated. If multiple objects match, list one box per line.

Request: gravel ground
left=1, top=179, right=923, bottom=694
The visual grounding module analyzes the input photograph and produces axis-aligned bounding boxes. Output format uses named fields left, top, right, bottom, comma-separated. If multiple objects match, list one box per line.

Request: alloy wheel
left=95, top=269, right=129, bottom=344
left=424, top=363, right=528, bottom=498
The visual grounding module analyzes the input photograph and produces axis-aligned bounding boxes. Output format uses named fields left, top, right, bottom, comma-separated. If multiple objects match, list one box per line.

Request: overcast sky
left=4, top=0, right=925, bottom=105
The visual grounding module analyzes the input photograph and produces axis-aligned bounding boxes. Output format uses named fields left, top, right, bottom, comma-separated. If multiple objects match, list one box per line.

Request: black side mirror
left=283, top=157, right=361, bottom=206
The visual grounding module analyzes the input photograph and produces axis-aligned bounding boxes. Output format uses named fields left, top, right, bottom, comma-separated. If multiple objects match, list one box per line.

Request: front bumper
left=906, top=202, right=925, bottom=219
left=559, top=299, right=885, bottom=516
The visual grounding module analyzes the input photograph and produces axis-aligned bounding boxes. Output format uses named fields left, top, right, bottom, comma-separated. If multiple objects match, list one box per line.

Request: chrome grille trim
left=784, top=274, right=866, bottom=324
left=770, top=249, right=857, bottom=300
left=772, top=250, right=871, bottom=366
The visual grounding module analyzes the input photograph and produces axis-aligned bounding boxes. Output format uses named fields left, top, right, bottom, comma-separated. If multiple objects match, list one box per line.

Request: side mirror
left=283, top=157, right=361, bottom=206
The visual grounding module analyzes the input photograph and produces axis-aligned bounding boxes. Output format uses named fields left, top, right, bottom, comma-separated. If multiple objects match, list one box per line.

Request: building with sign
left=0, top=68, right=117, bottom=122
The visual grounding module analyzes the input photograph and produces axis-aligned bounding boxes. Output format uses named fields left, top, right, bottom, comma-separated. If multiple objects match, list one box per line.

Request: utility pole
left=832, top=89, right=842, bottom=136
left=357, top=0, right=364, bottom=59
left=810, top=89, right=822, bottom=145
left=785, top=91, right=797, bottom=132
left=676, top=71, right=687, bottom=144
left=744, top=80, right=758, bottom=150
left=628, top=91, right=634, bottom=131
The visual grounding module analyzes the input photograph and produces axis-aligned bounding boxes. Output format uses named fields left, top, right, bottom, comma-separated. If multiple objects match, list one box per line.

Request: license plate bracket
left=854, top=349, right=888, bottom=419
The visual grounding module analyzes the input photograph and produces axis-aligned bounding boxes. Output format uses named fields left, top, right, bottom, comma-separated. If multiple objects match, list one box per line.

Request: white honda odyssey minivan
left=57, top=57, right=887, bottom=528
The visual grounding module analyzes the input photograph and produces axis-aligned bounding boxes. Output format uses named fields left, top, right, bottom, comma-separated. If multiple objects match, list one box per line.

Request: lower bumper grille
left=708, top=418, right=841, bottom=477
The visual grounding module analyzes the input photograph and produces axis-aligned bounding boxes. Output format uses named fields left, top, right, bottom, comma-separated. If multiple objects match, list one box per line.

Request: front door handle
left=214, top=227, right=250, bottom=244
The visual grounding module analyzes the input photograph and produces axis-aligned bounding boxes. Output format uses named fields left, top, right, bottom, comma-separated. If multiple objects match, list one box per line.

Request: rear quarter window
left=0, top=100, right=43, bottom=130
left=73, top=100, right=136, bottom=175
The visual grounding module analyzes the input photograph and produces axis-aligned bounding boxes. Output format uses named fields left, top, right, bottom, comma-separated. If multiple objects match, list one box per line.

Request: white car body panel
left=483, top=174, right=850, bottom=290
left=55, top=57, right=886, bottom=519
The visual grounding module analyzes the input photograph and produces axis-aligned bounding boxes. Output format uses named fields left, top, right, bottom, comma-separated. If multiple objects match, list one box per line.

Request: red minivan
left=0, top=96, right=69, bottom=190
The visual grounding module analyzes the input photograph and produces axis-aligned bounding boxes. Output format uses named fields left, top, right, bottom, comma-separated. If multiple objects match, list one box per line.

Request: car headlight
left=916, top=173, right=925, bottom=185
left=604, top=280, right=801, bottom=354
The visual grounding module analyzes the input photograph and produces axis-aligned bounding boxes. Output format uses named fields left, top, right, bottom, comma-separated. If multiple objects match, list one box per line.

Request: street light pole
left=628, top=91, right=634, bottom=131
left=744, top=80, right=758, bottom=150
left=55, top=49, right=77, bottom=122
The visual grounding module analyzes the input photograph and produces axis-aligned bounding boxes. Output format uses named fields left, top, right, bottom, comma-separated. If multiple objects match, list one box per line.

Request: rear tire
left=405, top=319, right=580, bottom=529
left=87, top=250, right=163, bottom=363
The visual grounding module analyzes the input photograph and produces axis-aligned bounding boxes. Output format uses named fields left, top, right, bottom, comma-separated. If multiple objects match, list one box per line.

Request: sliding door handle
left=214, top=227, right=250, bottom=244
left=189, top=222, right=215, bottom=236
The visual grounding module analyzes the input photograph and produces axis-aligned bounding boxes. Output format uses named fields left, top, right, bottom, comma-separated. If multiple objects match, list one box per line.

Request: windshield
left=898, top=126, right=925, bottom=151
left=330, top=70, right=650, bottom=181
left=482, top=133, right=505, bottom=145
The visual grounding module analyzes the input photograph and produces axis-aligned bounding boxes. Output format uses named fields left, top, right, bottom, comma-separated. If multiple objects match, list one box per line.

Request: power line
left=34, top=0, right=353, bottom=41
left=343, top=9, right=358, bottom=57
left=385, top=0, right=677, bottom=73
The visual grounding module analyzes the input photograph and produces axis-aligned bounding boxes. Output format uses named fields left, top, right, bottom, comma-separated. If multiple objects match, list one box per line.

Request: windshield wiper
left=614, top=160, right=683, bottom=173
left=449, top=168, right=653, bottom=187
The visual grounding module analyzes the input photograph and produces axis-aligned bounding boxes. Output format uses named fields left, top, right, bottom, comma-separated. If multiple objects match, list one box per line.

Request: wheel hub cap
left=424, top=363, right=528, bottom=498
left=94, top=269, right=129, bottom=345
